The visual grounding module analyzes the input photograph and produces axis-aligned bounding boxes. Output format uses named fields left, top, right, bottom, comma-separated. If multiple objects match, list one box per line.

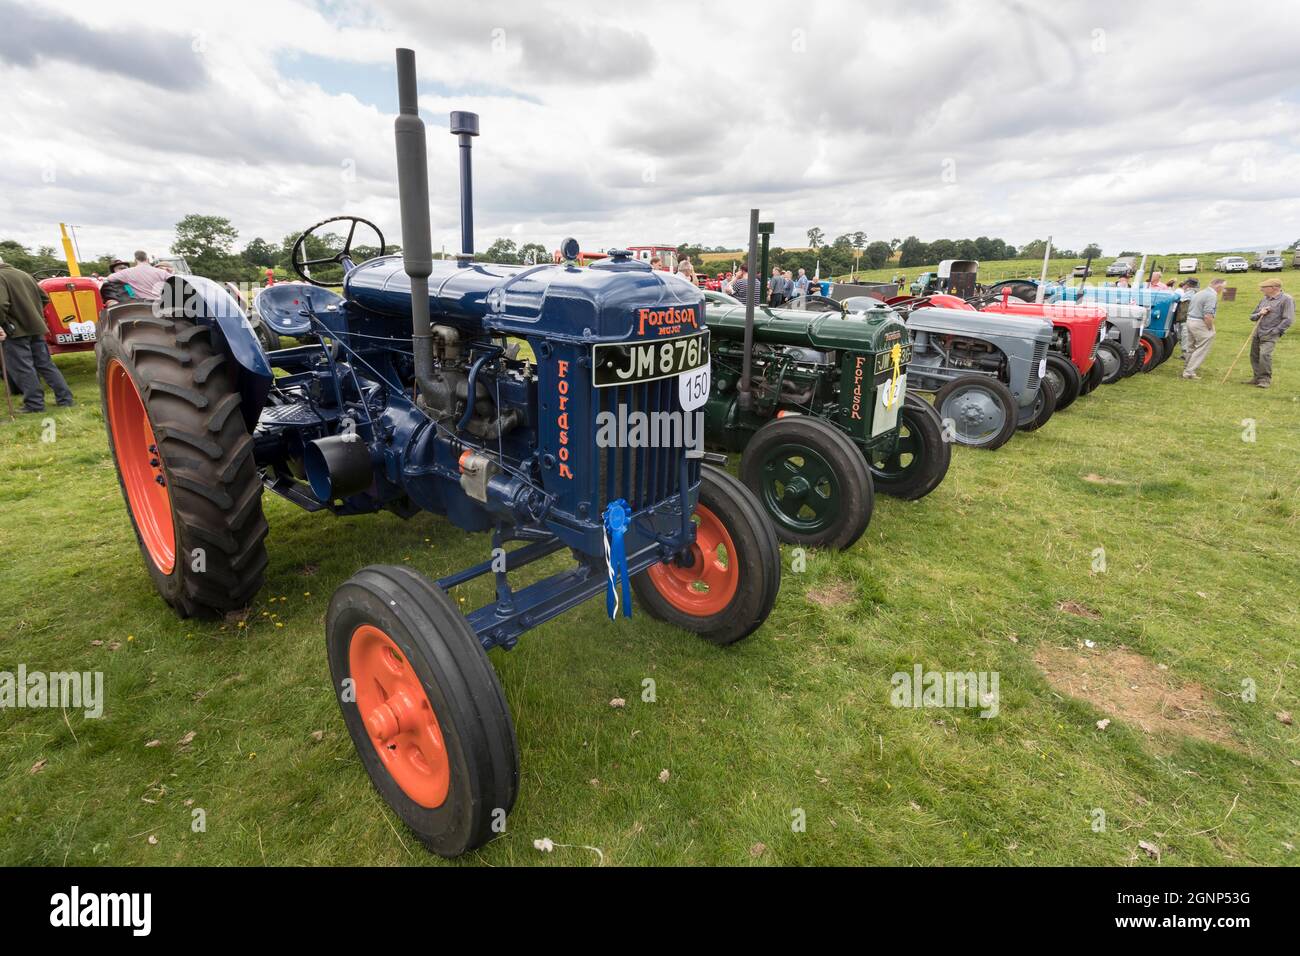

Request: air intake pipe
left=393, top=48, right=436, bottom=405
left=450, top=111, right=479, bottom=257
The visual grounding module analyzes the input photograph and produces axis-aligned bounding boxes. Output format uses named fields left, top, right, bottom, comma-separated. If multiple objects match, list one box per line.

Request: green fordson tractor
left=700, top=290, right=950, bottom=551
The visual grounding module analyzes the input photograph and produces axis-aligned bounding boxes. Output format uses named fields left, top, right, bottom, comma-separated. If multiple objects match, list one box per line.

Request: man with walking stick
left=1244, top=278, right=1293, bottom=389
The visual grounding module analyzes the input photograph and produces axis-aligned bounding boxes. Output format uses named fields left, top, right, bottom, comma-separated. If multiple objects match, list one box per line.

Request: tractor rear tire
left=1096, top=340, right=1126, bottom=384
left=1018, top=377, right=1058, bottom=432
left=738, top=416, right=874, bottom=550
left=97, top=303, right=268, bottom=617
left=1138, top=332, right=1161, bottom=372
left=632, top=466, right=780, bottom=645
left=990, top=280, right=1039, bottom=302
left=326, top=565, right=519, bottom=858
left=1158, top=334, right=1177, bottom=365
left=934, top=375, right=1018, bottom=450
left=252, top=318, right=280, bottom=354
left=1043, top=353, right=1081, bottom=410
left=870, top=392, right=951, bottom=500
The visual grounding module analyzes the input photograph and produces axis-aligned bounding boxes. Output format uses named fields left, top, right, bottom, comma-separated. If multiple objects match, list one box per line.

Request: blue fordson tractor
left=95, top=49, right=780, bottom=857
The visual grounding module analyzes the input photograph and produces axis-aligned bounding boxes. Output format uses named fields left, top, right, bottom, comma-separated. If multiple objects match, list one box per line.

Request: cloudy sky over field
left=2, top=0, right=1298, bottom=262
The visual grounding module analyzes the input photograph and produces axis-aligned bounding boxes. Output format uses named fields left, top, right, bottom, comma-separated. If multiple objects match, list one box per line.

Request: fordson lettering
left=637, top=305, right=698, bottom=337
left=850, top=356, right=866, bottom=420
left=593, top=330, right=710, bottom=388
left=556, top=360, right=573, bottom=480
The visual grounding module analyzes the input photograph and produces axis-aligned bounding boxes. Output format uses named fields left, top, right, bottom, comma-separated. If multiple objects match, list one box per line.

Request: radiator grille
left=591, top=378, right=699, bottom=514
left=1028, top=341, right=1048, bottom=394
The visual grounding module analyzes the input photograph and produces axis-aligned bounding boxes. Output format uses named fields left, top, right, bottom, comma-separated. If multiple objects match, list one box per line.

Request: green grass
left=1, top=273, right=1298, bottom=867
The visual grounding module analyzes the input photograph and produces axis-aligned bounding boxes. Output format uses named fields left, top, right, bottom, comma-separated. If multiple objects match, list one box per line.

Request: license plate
left=593, top=330, right=710, bottom=388
left=874, top=344, right=912, bottom=374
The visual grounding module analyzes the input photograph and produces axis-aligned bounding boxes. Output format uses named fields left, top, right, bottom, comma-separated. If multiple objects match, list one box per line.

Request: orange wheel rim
left=645, top=504, right=739, bottom=616
left=350, top=625, right=450, bottom=809
left=1141, top=340, right=1154, bottom=364
left=106, top=359, right=176, bottom=574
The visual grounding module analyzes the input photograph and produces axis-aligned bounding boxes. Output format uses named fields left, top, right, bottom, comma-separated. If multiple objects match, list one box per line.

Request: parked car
left=1178, top=258, right=1198, bottom=273
left=1254, top=254, right=1283, bottom=272
left=1215, top=256, right=1249, bottom=272
left=1106, top=256, right=1137, bottom=277
left=1071, top=263, right=1092, bottom=278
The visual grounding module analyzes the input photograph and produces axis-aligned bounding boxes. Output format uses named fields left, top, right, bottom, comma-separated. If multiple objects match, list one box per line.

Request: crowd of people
left=1, top=249, right=1293, bottom=416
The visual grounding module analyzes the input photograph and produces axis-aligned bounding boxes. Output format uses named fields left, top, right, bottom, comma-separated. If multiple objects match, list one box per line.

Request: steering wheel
left=291, top=215, right=386, bottom=287
left=30, top=267, right=64, bottom=280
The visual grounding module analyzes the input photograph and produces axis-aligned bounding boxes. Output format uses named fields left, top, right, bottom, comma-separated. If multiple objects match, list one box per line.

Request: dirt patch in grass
left=1034, top=644, right=1234, bottom=747
left=807, top=580, right=854, bottom=609
left=1057, top=600, right=1101, bottom=620
left=1082, top=473, right=1128, bottom=486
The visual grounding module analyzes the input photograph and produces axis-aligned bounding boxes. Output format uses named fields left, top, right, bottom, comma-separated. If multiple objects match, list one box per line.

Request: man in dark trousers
left=1246, top=278, right=1293, bottom=389
left=0, top=257, right=75, bottom=413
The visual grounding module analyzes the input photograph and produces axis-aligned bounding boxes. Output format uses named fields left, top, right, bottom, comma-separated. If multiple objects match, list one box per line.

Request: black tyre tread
left=870, top=393, right=951, bottom=500
left=1079, top=357, right=1104, bottom=395
left=326, top=565, right=518, bottom=857
left=1044, top=353, right=1081, bottom=411
left=631, top=465, right=780, bottom=645
left=1096, top=340, right=1126, bottom=384
left=934, top=375, right=1018, bottom=450
left=739, top=415, right=874, bottom=550
left=97, top=301, right=268, bottom=618
left=1139, top=332, right=1161, bottom=372
left=1018, top=376, right=1058, bottom=432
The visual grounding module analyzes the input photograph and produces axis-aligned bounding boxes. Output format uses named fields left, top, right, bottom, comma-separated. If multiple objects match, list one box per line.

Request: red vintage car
left=39, top=275, right=104, bottom=354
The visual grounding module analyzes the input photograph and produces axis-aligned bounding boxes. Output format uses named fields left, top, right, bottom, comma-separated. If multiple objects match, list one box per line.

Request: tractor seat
left=254, top=284, right=343, bottom=337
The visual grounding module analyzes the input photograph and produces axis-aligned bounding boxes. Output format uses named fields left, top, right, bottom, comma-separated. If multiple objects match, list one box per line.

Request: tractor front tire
left=632, top=466, right=780, bottom=646
left=934, top=375, right=1018, bottom=450
left=1043, top=353, right=1082, bottom=411
left=326, top=565, right=519, bottom=858
left=1138, top=332, right=1161, bottom=372
left=1018, top=377, right=1058, bottom=432
left=870, top=392, right=951, bottom=500
left=97, top=303, right=268, bottom=617
left=738, top=415, right=874, bottom=550
left=1079, top=357, right=1105, bottom=395
left=1096, top=340, right=1126, bottom=384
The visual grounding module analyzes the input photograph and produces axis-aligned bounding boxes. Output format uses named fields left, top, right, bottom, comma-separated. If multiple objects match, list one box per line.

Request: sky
left=1, top=0, right=1298, bottom=263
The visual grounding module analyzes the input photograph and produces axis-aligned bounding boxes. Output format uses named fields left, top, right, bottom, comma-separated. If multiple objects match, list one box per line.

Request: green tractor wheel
left=740, top=415, right=873, bottom=551
left=870, top=392, right=951, bottom=500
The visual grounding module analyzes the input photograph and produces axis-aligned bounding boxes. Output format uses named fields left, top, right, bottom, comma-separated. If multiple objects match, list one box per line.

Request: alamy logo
left=595, top=406, right=704, bottom=450
left=890, top=664, right=1000, bottom=718
left=50, top=886, right=151, bottom=936
left=0, top=666, right=103, bottom=718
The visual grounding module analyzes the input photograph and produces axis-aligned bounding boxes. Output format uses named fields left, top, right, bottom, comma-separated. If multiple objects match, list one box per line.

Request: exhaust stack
left=450, top=111, right=479, bottom=258
left=393, top=48, right=435, bottom=402
left=738, top=209, right=759, bottom=412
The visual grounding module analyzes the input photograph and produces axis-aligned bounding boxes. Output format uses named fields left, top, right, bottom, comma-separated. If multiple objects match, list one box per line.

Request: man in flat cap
left=1246, top=278, right=1293, bottom=388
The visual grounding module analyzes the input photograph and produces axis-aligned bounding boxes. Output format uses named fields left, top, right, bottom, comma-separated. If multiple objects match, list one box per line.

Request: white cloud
left=1, top=0, right=1297, bottom=263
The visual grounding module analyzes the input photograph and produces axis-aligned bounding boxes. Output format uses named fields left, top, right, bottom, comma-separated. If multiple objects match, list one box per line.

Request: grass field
left=1, top=263, right=1297, bottom=866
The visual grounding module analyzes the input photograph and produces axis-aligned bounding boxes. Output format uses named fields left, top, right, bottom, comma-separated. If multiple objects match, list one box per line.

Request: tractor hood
left=704, top=301, right=908, bottom=353
left=344, top=253, right=703, bottom=344
left=907, top=306, right=1053, bottom=344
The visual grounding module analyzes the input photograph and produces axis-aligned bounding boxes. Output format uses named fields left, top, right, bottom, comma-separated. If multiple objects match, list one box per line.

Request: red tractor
left=975, top=291, right=1109, bottom=407
left=37, top=274, right=105, bottom=354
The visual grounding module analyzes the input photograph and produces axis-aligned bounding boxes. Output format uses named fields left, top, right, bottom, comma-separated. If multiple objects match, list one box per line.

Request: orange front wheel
left=326, top=565, right=518, bottom=858
left=632, top=466, right=781, bottom=646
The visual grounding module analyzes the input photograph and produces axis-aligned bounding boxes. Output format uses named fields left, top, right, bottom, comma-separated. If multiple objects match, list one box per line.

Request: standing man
left=0, top=257, right=75, bottom=413
left=793, top=267, right=809, bottom=299
left=1246, top=278, right=1293, bottom=388
left=1176, top=277, right=1198, bottom=364
left=1182, top=278, right=1224, bottom=380
left=731, top=265, right=754, bottom=305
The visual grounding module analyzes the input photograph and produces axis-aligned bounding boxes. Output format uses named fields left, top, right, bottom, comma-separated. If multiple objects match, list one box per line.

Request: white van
left=1178, top=258, right=1198, bottom=273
